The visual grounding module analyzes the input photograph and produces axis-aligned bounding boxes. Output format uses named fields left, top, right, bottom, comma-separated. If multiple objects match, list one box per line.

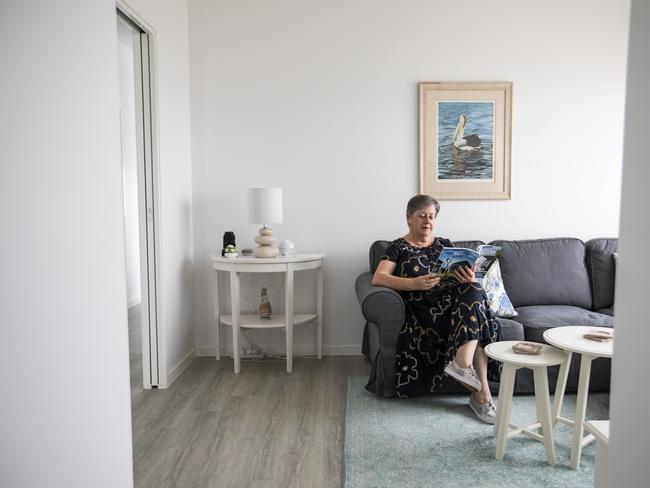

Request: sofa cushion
left=496, top=317, right=525, bottom=342
left=586, top=238, right=618, bottom=310
left=491, top=238, right=592, bottom=309
left=513, top=305, right=614, bottom=343
left=481, top=260, right=518, bottom=318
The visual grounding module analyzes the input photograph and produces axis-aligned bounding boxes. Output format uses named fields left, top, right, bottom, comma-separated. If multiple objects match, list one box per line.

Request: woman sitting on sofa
left=372, top=194, right=501, bottom=423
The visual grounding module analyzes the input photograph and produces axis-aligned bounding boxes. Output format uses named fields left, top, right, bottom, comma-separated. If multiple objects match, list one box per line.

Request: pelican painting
left=437, top=101, right=494, bottom=180
left=451, top=113, right=482, bottom=151
left=419, top=81, right=512, bottom=197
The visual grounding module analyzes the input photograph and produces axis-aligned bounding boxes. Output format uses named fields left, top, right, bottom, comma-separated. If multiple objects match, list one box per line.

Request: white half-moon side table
left=485, top=341, right=567, bottom=465
left=211, top=253, right=325, bottom=374
left=543, top=326, right=613, bottom=470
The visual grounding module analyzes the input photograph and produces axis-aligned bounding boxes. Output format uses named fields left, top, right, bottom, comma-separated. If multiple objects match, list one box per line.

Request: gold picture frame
left=419, top=82, right=512, bottom=200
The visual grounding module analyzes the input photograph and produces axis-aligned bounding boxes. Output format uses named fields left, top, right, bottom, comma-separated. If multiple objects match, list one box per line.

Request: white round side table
left=485, top=341, right=567, bottom=465
left=543, top=326, right=613, bottom=470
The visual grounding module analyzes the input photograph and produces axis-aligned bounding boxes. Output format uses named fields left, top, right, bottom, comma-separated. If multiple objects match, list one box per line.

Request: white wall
left=118, top=17, right=142, bottom=309
left=120, top=0, right=195, bottom=384
left=0, top=1, right=133, bottom=486
left=608, top=0, right=650, bottom=484
left=189, top=0, right=629, bottom=355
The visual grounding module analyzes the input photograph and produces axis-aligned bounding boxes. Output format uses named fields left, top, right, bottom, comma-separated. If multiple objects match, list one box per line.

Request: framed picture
left=419, top=82, right=512, bottom=199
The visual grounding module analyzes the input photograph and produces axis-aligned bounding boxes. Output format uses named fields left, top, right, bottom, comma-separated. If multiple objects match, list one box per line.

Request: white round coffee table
left=485, top=341, right=567, bottom=465
left=543, top=326, right=613, bottom=470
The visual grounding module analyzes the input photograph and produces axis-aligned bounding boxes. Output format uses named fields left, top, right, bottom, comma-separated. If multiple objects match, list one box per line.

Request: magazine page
left=432, top=246, right=502, bottom=287
left=434, top=247, right=480, bottom=274
left=474, top=245, right=501, bottom=279
left=477, top=245, right=500, bottom=256
left=433, top=247, right=480, bottom=288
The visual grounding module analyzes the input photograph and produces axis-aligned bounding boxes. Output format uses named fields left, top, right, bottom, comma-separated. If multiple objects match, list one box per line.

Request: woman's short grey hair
left=406, top=194, right=440, bottom=218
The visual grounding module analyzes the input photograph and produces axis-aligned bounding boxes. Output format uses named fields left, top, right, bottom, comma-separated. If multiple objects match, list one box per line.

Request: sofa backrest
left=368, top=239, right=485, bottom=273
left=490, top=238, right=592, bottom=309
left=453, top=240, right=486, bottom=251
left=369, top=240, right=390, bottom=273
left=585, top=238, right=618, bottom=310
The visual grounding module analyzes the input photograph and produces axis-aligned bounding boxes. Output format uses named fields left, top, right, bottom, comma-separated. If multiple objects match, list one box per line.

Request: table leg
left=571, top=354, right=593, bottom=469
left=230, top=270, right=241, bottom=374
left=594, top=437, right=609, bottom=488
left=494, top=363, right=513, bottom=437
left=553, top=350, right=572, bottom=424
left=495, top=364, right=516, bottom=460
left=317, top=264, right=323, bottom=359
left=534, top=367, right=556, bottom=465
left=285, top=264, right=294, bottom=373
left=213, top=269, right=221, bottom=360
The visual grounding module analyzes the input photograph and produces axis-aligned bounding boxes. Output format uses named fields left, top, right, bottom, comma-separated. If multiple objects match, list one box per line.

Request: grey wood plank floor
left=130, top=353, right=370, bottom=488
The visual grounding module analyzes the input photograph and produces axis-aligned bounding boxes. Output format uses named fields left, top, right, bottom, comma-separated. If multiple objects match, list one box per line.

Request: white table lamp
left=248, top=187, right=283, bottom=258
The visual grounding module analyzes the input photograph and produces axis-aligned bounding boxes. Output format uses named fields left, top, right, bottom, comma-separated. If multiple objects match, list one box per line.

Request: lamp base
left=254, top=225, right=279, bottom=258
left=254, top=245, right=279, bottom=258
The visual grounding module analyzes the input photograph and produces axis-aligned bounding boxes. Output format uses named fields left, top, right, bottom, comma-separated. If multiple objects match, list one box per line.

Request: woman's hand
left=453, top=265, right=477, bottom=284
left=412, top=273, right=440, bottom=290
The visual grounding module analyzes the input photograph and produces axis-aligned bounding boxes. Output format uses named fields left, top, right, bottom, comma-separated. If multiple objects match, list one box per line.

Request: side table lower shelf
left=220, top=314, right=317, bottom=328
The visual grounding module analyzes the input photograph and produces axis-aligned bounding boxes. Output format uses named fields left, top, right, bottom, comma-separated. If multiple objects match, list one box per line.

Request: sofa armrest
left=355, top=272, right=405, bottom=345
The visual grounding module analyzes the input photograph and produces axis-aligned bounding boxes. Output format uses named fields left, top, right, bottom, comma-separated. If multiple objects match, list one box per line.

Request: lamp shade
left=247, top=187, right=283, bottom=224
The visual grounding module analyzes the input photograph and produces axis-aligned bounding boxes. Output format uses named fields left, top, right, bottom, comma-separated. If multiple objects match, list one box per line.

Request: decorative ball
left=279, top=240, right=296, bottom=256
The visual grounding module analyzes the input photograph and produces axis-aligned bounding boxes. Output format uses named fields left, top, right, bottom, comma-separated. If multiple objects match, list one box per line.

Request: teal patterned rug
left=344, top=376, right=609, bottom=488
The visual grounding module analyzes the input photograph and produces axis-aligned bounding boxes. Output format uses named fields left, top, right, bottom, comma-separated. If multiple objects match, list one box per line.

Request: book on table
left=583, top=329, right=614, bottom=342
left=432, top=245, right=501, bottom=288
left=512, top=341, right=543, bottom=355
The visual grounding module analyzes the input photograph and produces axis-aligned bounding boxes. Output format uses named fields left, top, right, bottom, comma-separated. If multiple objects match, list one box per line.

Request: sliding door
left=117, top=10, right=161, bottom=388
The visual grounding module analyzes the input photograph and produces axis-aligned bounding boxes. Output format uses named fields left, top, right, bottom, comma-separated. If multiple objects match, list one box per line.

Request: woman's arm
left=372, top=260, right=440, bottom=291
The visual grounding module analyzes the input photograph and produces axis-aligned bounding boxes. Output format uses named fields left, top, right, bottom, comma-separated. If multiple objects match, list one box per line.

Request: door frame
left=117, top=2, right=165, bottom=388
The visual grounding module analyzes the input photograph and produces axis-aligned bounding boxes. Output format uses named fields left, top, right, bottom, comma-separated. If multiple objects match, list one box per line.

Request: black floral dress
left=382, top=237, right=500, bottom=398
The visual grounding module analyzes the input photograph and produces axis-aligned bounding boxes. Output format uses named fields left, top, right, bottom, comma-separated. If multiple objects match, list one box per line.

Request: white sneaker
left=469, top=396, right=497, bottom=424
left=444, top=359, right=482, bottom=391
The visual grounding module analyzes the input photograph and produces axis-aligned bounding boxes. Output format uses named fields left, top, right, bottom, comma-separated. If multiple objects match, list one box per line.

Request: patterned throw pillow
left=480, top=259, right=518, bottom=318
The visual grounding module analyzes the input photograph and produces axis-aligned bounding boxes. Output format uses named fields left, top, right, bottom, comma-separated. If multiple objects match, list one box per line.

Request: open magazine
left=432, top=245, right=501, bottom=288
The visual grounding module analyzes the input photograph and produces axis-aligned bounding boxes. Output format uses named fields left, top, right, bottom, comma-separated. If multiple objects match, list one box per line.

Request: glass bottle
left=259, top=287, right=272, bottom=319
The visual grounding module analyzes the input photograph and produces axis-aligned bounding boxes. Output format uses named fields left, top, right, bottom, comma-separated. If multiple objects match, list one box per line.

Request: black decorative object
left=222, top=232, right=236, bottom=256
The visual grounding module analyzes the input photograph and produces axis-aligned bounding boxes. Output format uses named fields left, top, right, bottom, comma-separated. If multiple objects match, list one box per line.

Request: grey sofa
left=356, top=237, right=617, bottom=397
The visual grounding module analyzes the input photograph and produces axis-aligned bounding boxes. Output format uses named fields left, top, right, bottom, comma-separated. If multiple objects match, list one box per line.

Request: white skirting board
left=196, top=344, right=363, bottom=357
left=161, top=344, right=362, bottom=388
left=164, top=348, right=196, bottom=387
